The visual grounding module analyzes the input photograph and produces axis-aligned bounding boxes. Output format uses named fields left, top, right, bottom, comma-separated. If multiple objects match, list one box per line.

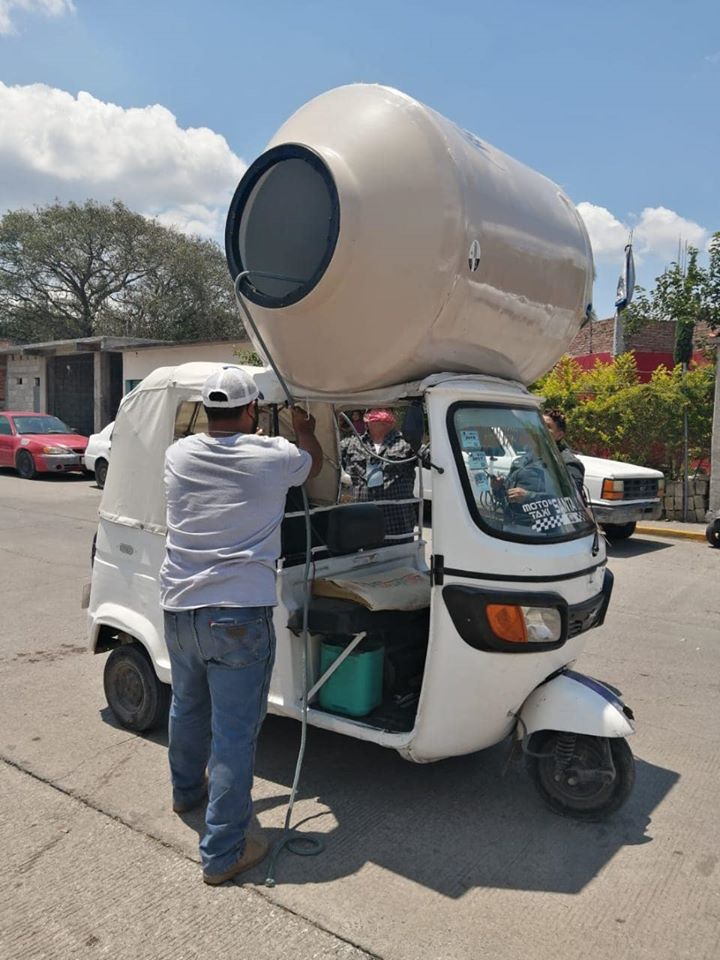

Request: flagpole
left=613, top=233, right=634, bottom=356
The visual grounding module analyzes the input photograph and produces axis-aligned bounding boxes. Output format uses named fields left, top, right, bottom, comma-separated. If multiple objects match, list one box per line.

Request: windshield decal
left=521, top=496, right=586, bottom=532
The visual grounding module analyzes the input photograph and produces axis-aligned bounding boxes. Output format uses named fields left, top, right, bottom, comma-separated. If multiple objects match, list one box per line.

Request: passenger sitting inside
left=341, top=408, right=417, bottom=539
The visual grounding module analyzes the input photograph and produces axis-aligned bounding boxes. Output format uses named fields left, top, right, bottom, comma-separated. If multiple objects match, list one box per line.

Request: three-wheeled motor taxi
left=87, top=83, right=636, bottom=820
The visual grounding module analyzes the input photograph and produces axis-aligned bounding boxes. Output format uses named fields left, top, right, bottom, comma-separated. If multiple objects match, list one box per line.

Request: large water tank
left=225, top=84, right=593, bottom=392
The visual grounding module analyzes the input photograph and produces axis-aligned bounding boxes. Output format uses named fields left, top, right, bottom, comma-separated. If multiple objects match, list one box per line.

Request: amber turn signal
left=601, top=478, right=624, bottom=501
left=486, top=604, right=528, bottom=643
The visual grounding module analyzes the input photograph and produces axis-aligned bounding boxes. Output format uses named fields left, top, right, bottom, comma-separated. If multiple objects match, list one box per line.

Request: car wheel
left=95, top=458, right=108, bottom=489
left=602, top=521, right=636, bottom=541
left=706, top=519, right=720, bottom=548
left=16, top=450, right=37, bottom=480
left=103, top=644, right=170, bottom=732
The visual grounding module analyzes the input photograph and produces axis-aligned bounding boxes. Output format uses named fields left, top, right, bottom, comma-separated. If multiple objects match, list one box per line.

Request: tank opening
left=225, top=144, right=340, bottom=308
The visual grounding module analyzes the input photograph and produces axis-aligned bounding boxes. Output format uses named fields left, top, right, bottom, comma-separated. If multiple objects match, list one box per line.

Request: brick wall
left=568, top=318, right=615, bottom=356
left=569, top=318, right=713, bottom=375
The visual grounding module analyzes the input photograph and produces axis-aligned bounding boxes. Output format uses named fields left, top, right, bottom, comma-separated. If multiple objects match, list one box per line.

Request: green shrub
left=533, top=354, right=715, bottom=478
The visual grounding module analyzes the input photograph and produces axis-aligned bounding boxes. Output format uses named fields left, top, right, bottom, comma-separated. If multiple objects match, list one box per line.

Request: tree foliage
left=0, top=200, right=242, bottom=343
left=534, top=353, right=715, bottom=478
left=623, top=233, right=720, bottom=361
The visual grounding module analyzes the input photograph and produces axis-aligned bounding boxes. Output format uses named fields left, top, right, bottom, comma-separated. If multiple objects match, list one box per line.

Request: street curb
left=635, top=525, right=708, bottom=543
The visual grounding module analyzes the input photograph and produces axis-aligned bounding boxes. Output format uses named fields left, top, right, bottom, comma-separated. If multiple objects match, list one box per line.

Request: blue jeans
left=164, top=606, right=276, bottom=876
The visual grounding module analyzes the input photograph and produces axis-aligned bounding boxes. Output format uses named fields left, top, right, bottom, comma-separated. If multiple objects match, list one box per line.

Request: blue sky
left=1, top=0, right=718, bottom=318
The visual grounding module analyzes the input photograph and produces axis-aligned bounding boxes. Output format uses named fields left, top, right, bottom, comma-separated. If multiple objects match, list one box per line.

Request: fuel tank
left=225, top=83, right=593, bottom=393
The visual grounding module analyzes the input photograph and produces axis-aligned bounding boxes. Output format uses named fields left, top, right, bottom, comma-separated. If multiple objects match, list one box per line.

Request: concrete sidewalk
left=634, top=519, right=710, bottom=543
left=0, top=760, right=374, bottom=960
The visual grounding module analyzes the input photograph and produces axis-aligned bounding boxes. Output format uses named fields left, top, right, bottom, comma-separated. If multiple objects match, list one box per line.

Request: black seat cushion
left=281, top=502, right=386, bottom=565
left=288, top=596, right=428, bottom=636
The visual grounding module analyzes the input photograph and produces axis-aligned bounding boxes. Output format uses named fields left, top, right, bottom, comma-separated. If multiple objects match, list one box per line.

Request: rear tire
left=16, top=450, right=37, bottom=480
left=95, top=458, right=108, bottom=489
left=526, top=732, right=635, bottom=821
left=706, top=519, right=720, bottom=548
left=602, top=521, right=636, bottom=541
left=103, top=644, right=170, bottom=732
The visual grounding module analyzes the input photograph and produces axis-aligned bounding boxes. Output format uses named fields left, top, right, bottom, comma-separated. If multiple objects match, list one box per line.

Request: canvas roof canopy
left=98, top=361, right=439, bottom=535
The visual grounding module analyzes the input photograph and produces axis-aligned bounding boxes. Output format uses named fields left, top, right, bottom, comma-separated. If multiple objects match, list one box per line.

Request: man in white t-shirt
left=160, top=366, right=322, bottom=885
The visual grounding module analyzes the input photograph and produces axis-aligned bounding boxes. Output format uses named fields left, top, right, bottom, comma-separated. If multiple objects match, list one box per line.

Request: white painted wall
left=122, top=341, right=252, bottom=388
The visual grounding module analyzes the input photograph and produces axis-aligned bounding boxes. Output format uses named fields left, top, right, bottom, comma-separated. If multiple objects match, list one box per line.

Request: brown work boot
left=172, top=776, right=208, bottom=814
left=202, top=834, right=270, bottom=886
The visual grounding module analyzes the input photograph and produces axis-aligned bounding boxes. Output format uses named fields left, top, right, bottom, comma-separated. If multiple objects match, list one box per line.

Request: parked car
left=0, top=411, right=88, bottom=479
left=84, top=422, right=113, bottom=489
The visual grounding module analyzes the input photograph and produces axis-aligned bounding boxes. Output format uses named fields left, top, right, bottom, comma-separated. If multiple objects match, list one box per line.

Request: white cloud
left=633, top=206, right=708, bottom=260
left=578, top=201, right=708, bottom=265
left=0, top=0, right=74, bottom=35
left=576, top=202, right=627, bottom=259
left=0, top=81, right=247, bottom=240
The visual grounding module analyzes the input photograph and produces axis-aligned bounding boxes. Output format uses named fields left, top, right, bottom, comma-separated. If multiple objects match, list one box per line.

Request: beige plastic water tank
left=225, top=84, right=593, bottom=393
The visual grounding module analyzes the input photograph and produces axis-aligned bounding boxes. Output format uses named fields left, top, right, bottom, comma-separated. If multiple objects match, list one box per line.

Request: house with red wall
left=567, top=318, right=713, bottom=381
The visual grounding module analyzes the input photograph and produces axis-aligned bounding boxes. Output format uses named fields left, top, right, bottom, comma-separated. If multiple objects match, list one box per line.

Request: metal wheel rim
left=538, top=738, right=616, bottom=808
left=114, top=662, right=145, bottom=711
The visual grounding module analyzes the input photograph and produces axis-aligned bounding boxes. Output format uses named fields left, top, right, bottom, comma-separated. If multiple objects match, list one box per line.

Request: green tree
left=0, top=200, right=242, bottom=343
left=623, top=234, right=720, bottom=358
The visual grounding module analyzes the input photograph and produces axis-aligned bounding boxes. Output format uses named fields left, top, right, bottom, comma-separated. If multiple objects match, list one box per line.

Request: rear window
left=448, top=404, right=594, bottom=543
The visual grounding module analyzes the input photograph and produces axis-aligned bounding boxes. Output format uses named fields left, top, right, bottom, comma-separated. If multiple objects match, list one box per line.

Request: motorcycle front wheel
left=526, top=732, right=635, bottom=821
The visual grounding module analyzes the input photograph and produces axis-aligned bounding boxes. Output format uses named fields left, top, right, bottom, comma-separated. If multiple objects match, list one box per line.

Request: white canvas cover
left=99, top=362, right=475, bottom=535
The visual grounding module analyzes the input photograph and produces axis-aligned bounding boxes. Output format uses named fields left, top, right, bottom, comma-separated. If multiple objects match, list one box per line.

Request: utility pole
left=709, top=339, right=720, bottom=517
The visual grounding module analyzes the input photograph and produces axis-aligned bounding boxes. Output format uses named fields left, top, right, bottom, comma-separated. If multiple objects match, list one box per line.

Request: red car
left=0, top=411, right=88, bottom=479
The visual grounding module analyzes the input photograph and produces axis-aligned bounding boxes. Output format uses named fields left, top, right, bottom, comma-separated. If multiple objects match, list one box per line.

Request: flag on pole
left=614, top=243, right=635, bottom=313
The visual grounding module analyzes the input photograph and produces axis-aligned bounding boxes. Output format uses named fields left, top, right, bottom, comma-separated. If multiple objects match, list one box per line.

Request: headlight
left=486, top=604, right=563, bottom=644
left=42, top=445, right=69, bottom=454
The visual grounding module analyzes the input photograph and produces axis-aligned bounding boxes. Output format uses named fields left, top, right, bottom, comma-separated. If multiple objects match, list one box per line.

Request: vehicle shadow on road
left=247, top=716, right=678, bottom=897
left=103, top=707, right=678, bottom=897
left=605, top=537, right=673, bottom=557
left=0, top=467, right=91, bottom=483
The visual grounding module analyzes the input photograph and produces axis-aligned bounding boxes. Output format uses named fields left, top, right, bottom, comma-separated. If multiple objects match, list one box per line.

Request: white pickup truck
left=415, top=444, right=664, bottom=541
left=577, top=455, right=664, bottom=540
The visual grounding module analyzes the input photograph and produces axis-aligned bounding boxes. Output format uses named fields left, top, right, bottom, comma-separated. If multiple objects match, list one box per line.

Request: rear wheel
left=526, top=732, right=635, bottom=821
left=602, top=521, right=636, bottom=541
left=16, top=450, right=37, bottom=480
left=706, top=519, right=720, bottom=548
left=94, top=458, right=108, bottom=489
left=103, top=644, right=170, bottom=732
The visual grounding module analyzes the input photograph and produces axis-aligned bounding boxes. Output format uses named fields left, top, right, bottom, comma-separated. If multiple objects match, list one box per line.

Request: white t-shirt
left=159, top=433, right=312, bottom=610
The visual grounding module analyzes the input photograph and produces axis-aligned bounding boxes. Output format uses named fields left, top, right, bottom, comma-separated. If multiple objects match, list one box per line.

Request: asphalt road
left=0, top=470, right=718, bottom=960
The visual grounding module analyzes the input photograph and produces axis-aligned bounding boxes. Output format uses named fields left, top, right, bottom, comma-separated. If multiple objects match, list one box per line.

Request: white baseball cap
left=202, top=366, right=261, bottom=408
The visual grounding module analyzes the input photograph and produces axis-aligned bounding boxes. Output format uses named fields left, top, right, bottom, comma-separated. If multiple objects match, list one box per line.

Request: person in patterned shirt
left=341, top=408, right=418, bottom=539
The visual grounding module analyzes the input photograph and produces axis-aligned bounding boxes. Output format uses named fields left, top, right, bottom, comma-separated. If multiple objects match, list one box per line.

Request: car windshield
left=449, top=404, right=594, bottom=542
left=13, top=415, right=72, bottom=435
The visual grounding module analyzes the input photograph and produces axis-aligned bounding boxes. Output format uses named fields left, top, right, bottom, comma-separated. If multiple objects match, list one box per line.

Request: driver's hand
left=291, top=406, right=316, bottom=435
left=507, top=486, right=528, bottom=503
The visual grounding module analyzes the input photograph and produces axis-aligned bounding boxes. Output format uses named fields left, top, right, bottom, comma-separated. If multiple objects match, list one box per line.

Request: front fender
left=518, top=670, right=635, bottom=740
left=88, top=603, right=170, bottom=683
